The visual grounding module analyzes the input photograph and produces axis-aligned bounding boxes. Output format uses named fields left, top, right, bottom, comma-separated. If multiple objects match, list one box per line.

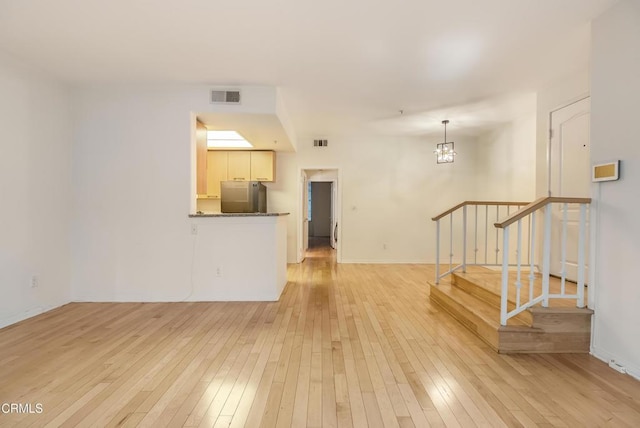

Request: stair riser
left=499, top=331, right=591, bottom=353
left=429, top=286, right=499, bottom=351
left=531, top=313, right=593, bottom=333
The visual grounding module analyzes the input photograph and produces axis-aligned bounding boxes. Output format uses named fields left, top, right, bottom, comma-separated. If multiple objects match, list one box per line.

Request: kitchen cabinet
left=195, top=120, right=208, bottom=195
left=227, top=151, right=251, bottom=181
left=206, top=151, right=228, bottom=198
left=250, top=151, right=275, bottom=182
left=204, top=151, right=275, bottom=196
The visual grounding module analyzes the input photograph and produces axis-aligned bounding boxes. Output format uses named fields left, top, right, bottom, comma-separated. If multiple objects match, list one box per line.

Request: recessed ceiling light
left=207, top=130, right=253, bottom=148
left=208, top=139, right=254, bottom=148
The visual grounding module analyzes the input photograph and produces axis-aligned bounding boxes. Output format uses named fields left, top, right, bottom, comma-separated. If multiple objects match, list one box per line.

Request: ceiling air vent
left=313, top=139, right=328, bottom=147
left=210, top=89, right=241, bottom=104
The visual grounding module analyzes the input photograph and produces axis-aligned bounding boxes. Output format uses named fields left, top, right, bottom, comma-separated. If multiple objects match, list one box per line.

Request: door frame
left=546, top=95, right=590, bottom=196
left=545, top=95, right=596, bottom=310
left=297, top=167, right=342, bottom=263
left=301, top=171, right=309, bottom=262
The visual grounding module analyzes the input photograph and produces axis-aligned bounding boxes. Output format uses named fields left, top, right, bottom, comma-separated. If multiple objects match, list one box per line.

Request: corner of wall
left=276, top=88, right=298, bottom=152
left=0, top=50, right=74, bottom=327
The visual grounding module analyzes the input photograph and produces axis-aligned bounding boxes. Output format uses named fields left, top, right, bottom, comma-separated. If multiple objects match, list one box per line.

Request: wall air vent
left=210, top=89, right=241, bottom=104
left=313, top=139, right=328, bottom=147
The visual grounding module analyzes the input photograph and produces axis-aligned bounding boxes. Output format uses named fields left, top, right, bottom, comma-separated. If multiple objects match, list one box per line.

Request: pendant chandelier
left=435, top=120, right=456, bottom=164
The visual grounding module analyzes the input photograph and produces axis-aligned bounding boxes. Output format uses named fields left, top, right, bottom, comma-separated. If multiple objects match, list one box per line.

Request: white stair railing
left=432, top=201, right=530, bottom=284
left=494, top=197, right=591, bottom=325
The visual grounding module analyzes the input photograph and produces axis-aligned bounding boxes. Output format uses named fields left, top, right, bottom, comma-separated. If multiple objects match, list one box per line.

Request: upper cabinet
left=250, top=151, right=275, bottom=182
left=195, top=120, right=208, bottom=195
left=204, top=151, right=276, bottom=197
left=226, top=151, right=276, bottom=182
left=227, top=151, right=251, bottom=181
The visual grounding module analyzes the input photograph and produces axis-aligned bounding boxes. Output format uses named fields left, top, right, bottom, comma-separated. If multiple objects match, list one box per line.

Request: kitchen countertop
left=189, top=212, right=290, bottom=218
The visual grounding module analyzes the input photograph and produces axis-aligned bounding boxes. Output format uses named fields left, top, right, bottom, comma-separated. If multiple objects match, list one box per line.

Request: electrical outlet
left=215, top=266, right=223, bottom=277
left=609, top=360, right=626, bottom=374
left=191, top=224, right=198, bottom=235
left=31, top=275, right=39, bottom=288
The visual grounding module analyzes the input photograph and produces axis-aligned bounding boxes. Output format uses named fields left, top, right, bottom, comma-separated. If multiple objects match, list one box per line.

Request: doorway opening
left=308, top=181, right=333, bottom=250
left=299, top=168, right=340, bottom=263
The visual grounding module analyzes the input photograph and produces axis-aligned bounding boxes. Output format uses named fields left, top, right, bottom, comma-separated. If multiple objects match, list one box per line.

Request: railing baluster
left=561, top=203, right=568, bottom=295
left=462, top=206, right=467, bottom=273
left=529, top=211, right=536, bottom=303
left=474, top=205, right=478, bottom=265
left=495, top=206, right=500, bottom=264
left=527, top=208, right=531, bottom=266
left=542, top=204, right=552, bottom=307
left=435, top=219, right=440, bottom=284
left=577, top=204, right=587, bottom=308
left=500, top=226, right=510, bottom=326
left=516, top=219, right=522, bottom=308
left=449, top=213, right=453, bottom=273
left=485, top=205, right=489, bottom=264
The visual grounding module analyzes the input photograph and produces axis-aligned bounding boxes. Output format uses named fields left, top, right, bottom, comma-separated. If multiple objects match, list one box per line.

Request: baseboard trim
left=340, top=259, right=428, bottom=264
left=0, top=300, right=70, bottom=330
left=591, top=346, right=640, bottom=381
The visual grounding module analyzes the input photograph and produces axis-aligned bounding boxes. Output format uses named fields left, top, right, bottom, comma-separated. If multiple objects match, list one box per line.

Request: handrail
left=431, top=196, right=592, bottom=325
left=432, top=200, right=532, bottom=284
left=494, top=196, right=592, bottom=229
left=431, top=200, right=530, bottom=221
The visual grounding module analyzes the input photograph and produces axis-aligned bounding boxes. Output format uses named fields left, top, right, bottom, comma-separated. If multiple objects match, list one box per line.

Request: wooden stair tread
left=451, top=271, right=533, bottom=325
left=453, top=268, right=588, bottom=310
left=430, top=281, right=528, bottom=327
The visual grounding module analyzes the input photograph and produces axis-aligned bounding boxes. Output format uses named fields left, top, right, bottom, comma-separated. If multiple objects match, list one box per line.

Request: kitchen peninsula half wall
left=188, top=213, right=289, bottom=301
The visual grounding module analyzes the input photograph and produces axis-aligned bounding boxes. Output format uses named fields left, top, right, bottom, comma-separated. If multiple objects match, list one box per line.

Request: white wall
left=307, top=170, right=338, bottom=182
left=590, top=0, right=640, bottom=379
left=271, top=134, right=480, bottom=263
left=0, top=53, right=73, bottom=328
left=71, top=85, right=291, bottom=301
left=68, top=82, right=551, bottom=300
left=253, top=154, right=304, bottom=263
left=476, top=113, right=537, bottom=201
left=190, top=216, right=288, bottom=301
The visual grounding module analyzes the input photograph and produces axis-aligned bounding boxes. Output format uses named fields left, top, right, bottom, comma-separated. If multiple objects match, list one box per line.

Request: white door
left=549, top=97, right=590, bottom=281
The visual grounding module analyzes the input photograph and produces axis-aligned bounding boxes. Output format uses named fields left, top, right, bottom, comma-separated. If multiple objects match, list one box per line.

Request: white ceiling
left=0, top=0, right=616, bottom=136
left=370, top=93, right=537, bottom=137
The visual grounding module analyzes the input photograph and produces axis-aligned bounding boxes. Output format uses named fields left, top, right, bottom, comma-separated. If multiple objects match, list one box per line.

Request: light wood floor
left=1, top=246, right=640, bottom=427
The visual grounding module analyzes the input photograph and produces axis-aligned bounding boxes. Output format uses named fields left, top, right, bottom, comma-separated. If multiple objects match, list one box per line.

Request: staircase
left=429, top=267, right=593, bottom=353
left=431, top=197, right=593, bottom=354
